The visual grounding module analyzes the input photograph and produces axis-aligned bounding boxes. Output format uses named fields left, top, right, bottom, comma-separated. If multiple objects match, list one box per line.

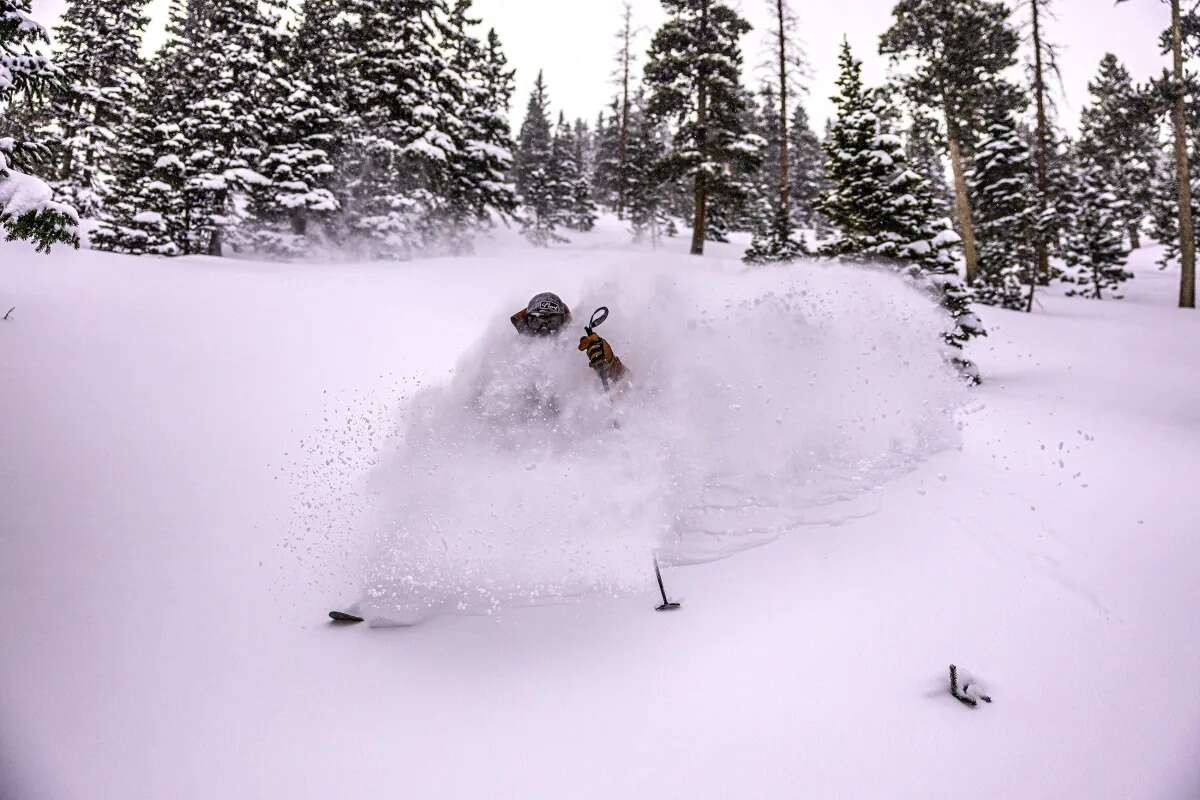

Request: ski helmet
left=523, top=292, right=570, bottom=334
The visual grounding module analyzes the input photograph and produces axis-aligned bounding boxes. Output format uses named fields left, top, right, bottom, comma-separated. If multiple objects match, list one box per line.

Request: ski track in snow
left=1, top=220, right=1198, bottom=799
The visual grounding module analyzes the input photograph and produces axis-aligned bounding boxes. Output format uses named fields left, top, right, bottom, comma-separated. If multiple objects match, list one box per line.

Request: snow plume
left=344, top=260, right=967, bottom=624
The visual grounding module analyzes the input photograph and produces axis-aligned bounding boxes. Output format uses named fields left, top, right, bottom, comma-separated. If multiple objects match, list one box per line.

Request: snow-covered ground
left=2, top=220, right=1198, bottom=799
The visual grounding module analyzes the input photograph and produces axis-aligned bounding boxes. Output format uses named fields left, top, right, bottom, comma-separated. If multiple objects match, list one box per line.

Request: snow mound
left=345, top=260, right=967, bottom=623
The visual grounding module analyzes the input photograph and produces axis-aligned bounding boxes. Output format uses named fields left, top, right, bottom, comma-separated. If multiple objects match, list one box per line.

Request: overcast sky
left=30, top=0, right=1171, bottom=133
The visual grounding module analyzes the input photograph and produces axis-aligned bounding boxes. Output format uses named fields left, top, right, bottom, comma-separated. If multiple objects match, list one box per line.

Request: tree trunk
left=617, top=3, right=632, bottom=220
left=946, top=130, right=978, bottom=283
left=208, top=227, right=222, bottom=257
left=776, top=0, right=790, bottom=216
left=1129, top=225, right=1141, bottom=251
left=1029, top=0, right=1051, bottom=310
left=691, top=173, right=708, bottom=255
left=690, top=0, right=710, bottom=256
left=1171, top=0, right=1196, bottom=308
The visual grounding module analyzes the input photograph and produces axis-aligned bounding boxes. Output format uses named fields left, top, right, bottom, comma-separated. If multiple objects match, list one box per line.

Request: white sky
left=30, top=0, right=1170, bottom=133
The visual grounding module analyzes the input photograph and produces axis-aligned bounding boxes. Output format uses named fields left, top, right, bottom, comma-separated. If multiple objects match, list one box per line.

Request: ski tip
left=329, top=610, right=365, bottom=623
left=655, top=602, right=682, bottom=612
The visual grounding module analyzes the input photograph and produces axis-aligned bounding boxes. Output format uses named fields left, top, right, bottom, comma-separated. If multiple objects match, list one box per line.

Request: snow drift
left=322, top=259, right=968, bottom=623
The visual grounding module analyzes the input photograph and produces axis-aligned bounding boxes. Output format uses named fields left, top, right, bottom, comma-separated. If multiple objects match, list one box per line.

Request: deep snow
left=1, top=220, right=1198, bottom=799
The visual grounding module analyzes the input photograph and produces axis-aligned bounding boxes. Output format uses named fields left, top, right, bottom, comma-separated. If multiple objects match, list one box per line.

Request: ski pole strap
left=586, top=306, right=608, bottom=336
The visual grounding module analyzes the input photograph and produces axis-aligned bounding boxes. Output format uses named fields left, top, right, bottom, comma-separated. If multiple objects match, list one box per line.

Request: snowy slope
left=1, top=224, right=1198, bottom=799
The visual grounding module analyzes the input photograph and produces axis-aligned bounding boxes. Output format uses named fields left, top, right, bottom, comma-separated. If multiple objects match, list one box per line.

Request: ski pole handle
left=585, top=306, right=609, bottom=336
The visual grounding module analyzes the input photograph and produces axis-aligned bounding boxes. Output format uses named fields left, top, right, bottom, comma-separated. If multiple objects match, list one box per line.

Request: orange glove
left=579, top=333, right=627, bottom=382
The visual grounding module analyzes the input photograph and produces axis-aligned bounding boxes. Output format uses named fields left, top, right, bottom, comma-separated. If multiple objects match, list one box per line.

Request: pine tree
left=242, top=0, right=343, bottom=255
left=515, top=71, right=566, bottom=246
left=591, top=99, right=623, bottom=212
left=644, top=0, right=757, bottom=255
left=114, top=0, right=212, bottom=256
left=789, top=102, right=825, bottom=231
left=335, top=0, right=461, bottom=258
left=626, top=97, right=677, bottom=245
left=91, top=57, right=187, bottom=255
left=906, top=109, right=951, bottom=214
left=817, top=40, right=883, bottom=256
left=881, top=0, right=1021, bottom=285
left=437, top=6, right=518, bottom=249
left=1062, top=156, right=1132, bottom=298
left=1078, top=54, right=1156, bottom=250
left=182, top=0, right=285, bottom=256
left=612, top=1, right=638, bottom=218
left=552, top=112, right=595, bottom=232
left=743, top=0, right=806, bottom=263
left=819, top=40, right=982, bottom=375
left=1023, top=0, right=1058, bottom=297
left=573, top=118, right=594, bottom=181
left=471, top=28, right=520, bottom=224
left=33, top=0, right=149, bottom=219
left=969, top=108, right=1036, bottom=309
left=1118, top=0, right=1194, bottom=307
left=1042, top=127, right=1078, bottom=269
left=1145, top=54, right=1200, bottom=271
left=102, top=0, right=281, bottom=257
left=0, top=0, right=79, bottom=251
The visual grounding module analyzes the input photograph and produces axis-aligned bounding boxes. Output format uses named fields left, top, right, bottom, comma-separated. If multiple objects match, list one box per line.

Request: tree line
left=2, top=0, right=1199, bottom=322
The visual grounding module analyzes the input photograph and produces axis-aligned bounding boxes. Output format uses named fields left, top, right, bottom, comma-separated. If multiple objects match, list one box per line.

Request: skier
left=510, top=291, right=627, bottom=385
left=328, top=293, right=672, bottom=625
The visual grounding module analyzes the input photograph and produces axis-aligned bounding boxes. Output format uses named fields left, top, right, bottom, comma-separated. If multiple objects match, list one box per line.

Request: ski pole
left=654, top=556, right=681, bottom=611
left=585, top=306, right=611, bottom=391
left=586, top=304, right=671, bottom=611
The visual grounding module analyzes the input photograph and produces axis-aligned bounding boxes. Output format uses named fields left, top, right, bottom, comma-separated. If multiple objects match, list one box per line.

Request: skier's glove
left=579, top=333, right=627, bottom=382
left=579, top=332, right=613, bottom=369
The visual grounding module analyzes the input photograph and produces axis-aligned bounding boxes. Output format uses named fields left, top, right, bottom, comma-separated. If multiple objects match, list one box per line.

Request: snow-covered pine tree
left=789, top=102, right=825, bottom=233
left=968, top=106, right=1036, bottom=309
left=643, top=0, right=758, bottom=255
left=626, top=96, right=677, bottom=245
left=515, top=71, right=566, bottom=246
left=177, top=0, right=285, bottom=256
left=242, top=0, right=342, bottom=256
left=881, top=0, right=1021, bottom=285
left=1062, top=155, right=1132, bottom=298
left=98, top=0, right=212, bottom=256
left=573, top=119, right=594, bottom=184
left=817, top=40, right=883, bottom=256
left=1147, top=131, right=1199, bottom=270
left=703, top=86, right=763, bottom=241
left=33, top=0, right=149, bottom=219
left=819, top=40, right=982, bottom=374
left=1041, top=127, right=1078, bottom=272
left=470, top=27, right=520, bottom=224
left=1133, top=0, right=1197, bottom=306
left=90, top=56, right=188, bottom=255
left=743, top=0, right=806, bottom=264
left=591, top=99, right=622, bottom=213
left=0, top=0, right=78, bottom=251
left=552, top=113, right=596, bottom=231
left=743, top=84, right=801, bottom=263
left=1077, top=53, right=1156, bottom=250
left=1145, top=63, right=1200, bottom=270
left=437, top=3, right=518, bottom=248
left=906, top=109, right=952, bottom=214
left=336, top=0, right=460, bottom=258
